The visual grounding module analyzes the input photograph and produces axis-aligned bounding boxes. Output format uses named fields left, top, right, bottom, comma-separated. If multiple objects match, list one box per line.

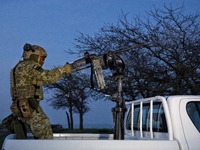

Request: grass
left=0, top=127, right=114, bottom=150
left=52, top=128, right=114, bottom=134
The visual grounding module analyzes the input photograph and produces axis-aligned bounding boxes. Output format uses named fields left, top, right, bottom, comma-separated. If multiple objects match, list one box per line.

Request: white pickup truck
left=2, top=95, right=200, bottom=150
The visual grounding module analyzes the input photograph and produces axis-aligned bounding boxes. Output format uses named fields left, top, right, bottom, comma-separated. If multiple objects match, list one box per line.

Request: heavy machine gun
left=69, top=42, right=149, bottom=140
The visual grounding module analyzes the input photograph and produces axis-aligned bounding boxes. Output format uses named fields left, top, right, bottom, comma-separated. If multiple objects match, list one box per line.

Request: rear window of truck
left=186, top=102, right=200, bottom=132
left=126, top=102, right=168, bottom=132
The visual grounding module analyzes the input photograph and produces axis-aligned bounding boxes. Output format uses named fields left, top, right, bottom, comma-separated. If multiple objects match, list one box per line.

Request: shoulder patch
left=33, top=65, right=44, bottom=73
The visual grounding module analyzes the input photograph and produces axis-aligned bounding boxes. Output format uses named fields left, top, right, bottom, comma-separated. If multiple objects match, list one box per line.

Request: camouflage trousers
left=20, top=105, right=53, bottom=139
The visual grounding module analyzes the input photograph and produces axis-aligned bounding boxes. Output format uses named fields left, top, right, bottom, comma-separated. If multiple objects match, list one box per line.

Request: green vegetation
left=52, top=128, right=114, bottom=134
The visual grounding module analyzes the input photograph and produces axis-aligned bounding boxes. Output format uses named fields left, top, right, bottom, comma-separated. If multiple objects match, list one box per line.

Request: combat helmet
left=22, top=43, right=47, bottom=67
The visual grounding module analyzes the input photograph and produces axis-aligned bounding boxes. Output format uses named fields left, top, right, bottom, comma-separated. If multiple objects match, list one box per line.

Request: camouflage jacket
left=11, top=60, right=67, bottom=100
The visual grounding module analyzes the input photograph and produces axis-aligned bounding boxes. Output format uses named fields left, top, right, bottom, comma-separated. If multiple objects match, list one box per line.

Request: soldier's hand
left=64, top=63, right=72, bottom=75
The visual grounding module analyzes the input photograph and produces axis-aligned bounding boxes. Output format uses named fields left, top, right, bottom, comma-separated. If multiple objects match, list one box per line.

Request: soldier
left=5, top=43, right=71, bottom=139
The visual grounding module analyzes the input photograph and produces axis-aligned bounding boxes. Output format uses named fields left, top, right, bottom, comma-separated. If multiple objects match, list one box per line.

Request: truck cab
left=125, top=95, right=200, bottom=150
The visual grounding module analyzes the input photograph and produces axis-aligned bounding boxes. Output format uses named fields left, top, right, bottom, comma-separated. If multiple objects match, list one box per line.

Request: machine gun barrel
left=69, top=42, right=150, bottom=89
left=70, top=42, right=149, bottom=71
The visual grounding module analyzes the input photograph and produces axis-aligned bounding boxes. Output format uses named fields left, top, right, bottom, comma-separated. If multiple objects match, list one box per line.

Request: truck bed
left=2, top=133, right=179, bottom=150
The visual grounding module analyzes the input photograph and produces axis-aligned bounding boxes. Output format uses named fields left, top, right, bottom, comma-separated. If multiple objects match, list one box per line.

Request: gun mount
left=68, top=43, right=149, bottom=140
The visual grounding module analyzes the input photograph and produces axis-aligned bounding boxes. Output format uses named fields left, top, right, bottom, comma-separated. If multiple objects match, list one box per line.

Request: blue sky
left=0, top=0, right=199, bottom=128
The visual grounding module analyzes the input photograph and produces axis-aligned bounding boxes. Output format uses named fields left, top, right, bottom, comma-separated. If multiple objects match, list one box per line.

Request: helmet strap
left=28, top=54, right=43, bottom=67
left=39, top=59, right=44, bottom=66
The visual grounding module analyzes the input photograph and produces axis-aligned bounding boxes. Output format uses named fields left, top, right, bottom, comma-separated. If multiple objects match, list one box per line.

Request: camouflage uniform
left=12, top=59, right=67, bottom=139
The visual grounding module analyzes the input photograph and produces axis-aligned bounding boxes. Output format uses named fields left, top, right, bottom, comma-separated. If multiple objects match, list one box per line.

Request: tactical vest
left=10, top=60, right=43, bottom=101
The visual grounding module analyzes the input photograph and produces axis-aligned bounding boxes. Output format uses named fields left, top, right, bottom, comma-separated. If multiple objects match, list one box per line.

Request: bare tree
left=69, top=4, right=200, bottom=99
left=45, top=75, right=75, bottom=129
left=45, top=72, right=97, bottom=129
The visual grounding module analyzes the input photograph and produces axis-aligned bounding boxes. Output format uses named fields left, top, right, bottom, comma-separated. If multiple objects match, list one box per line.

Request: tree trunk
left=69, top=107, right=73, bottom=129
left=79, top=113, right=83, bottom=129
left=65, top=111, right=71, bottom=129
